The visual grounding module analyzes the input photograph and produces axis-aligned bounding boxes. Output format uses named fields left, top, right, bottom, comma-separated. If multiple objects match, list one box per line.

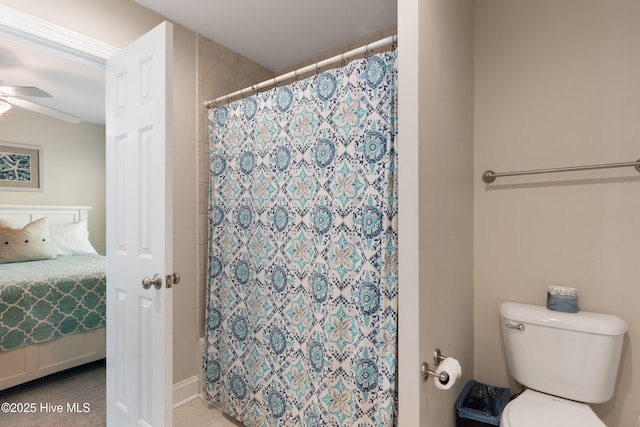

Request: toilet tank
left=500, top=302, right=627, bottom=403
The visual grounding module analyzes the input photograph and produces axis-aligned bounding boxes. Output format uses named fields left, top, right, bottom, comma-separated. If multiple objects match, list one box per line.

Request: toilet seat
left=500, top=389, right=606, bottom=427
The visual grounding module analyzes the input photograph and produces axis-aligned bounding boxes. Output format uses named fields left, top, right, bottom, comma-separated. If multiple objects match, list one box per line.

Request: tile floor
left=174, top=397, right=244, bottom=427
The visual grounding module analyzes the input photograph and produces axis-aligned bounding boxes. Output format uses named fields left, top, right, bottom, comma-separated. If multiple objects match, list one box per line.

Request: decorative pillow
left=49, top=221, right=98, bottom=256
left=0, top=218, right=15, bottom=229
left=0, top=217, right=56, bottom=264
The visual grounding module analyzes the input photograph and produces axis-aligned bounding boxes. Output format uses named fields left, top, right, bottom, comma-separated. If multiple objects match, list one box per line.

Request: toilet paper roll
left=434, top=357, right=462, bottom=390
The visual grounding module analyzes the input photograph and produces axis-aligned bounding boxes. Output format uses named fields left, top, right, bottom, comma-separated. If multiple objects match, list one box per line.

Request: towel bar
left=482, top=158, right=640, bottom=183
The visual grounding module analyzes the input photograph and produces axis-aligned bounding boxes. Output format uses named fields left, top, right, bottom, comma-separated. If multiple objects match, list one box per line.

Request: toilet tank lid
left=500, top=302, right=628, bottom=336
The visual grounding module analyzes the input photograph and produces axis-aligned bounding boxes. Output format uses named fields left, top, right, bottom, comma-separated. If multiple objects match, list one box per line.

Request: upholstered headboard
left=0, top=205, right=91, bottom=227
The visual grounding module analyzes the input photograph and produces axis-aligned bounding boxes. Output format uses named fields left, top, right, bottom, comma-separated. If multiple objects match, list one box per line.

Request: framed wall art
left=0, top=142, right=43, bottom=191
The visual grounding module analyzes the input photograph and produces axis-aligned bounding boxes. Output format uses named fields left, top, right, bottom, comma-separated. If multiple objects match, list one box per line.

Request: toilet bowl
left=500, top=389, right=605, bottom=427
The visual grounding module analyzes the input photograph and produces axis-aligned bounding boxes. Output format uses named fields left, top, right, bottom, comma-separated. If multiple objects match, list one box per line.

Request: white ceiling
left=0, top=0, right=396, bottom=125
left=0, top=36, right=105, bottom=124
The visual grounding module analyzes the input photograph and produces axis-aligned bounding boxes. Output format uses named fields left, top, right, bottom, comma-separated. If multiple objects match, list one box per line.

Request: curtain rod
left=482, top=158, right=640, bottom=183
left=205, top=34, right=397, bottom=109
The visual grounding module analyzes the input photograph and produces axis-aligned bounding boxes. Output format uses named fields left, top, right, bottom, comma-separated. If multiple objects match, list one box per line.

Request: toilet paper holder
left=420, top=348, right=449, bottom=383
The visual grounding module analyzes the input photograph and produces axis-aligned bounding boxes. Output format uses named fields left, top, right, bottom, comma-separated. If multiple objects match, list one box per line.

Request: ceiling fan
left=0, top=81, right=81, bottom=124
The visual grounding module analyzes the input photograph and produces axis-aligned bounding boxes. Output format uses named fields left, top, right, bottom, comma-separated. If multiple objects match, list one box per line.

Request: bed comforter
left=0, top=254, right=106, bottom=352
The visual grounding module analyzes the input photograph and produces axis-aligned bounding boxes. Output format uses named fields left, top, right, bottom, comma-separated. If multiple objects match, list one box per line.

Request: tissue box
left=546, top=286, right=578, bottom=313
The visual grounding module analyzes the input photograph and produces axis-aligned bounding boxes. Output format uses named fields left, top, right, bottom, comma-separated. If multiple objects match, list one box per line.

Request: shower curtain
left=205, top=49, right=397, bottom=427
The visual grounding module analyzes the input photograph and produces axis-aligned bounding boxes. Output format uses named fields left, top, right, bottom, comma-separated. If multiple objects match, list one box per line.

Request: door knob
left=142, top=274, right=163, bottom=290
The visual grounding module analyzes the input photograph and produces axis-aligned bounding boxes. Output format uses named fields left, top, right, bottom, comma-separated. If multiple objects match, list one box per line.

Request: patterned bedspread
left=0, top=254, right=106, bottom=352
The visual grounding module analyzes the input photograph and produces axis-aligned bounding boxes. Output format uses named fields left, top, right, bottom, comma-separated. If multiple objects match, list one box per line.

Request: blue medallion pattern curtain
left=205, top=49, right=398, bottom=427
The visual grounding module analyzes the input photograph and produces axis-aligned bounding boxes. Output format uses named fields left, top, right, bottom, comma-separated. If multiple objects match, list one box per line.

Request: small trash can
left=455, top=380, right=510, bottom=427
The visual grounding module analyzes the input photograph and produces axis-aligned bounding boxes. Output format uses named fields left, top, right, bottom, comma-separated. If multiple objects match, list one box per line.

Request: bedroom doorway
left=0, top=14, right=177, bottom=427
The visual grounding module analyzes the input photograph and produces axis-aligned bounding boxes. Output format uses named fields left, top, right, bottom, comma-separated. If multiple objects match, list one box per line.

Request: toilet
left=499, top=302, right=627, bottom=427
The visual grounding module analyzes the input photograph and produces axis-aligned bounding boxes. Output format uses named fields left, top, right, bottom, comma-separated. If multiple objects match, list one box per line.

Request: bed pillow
left=0, top=217, right=56, bottom=264
left=49, top=220, right=98, bottom=256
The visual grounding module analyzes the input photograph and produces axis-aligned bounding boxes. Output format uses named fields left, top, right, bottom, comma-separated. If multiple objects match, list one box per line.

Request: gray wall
left=474, top=1, right=640, bottom=425
left=398, top=0, right=474, bottom=425
left=418, top=0, right=474, bottom=425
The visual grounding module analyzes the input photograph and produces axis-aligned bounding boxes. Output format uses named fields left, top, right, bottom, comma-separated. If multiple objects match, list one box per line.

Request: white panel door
left=105, top=21, right=173, bottom=427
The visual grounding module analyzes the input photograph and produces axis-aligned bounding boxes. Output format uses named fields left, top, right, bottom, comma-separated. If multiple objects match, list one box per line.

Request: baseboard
left=173, top=375, right=200, bottom=408
left=198, top=336, right=205, bottom=399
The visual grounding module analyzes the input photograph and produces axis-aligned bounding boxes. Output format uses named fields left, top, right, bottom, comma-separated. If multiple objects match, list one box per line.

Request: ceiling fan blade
left=0, top=85, right=52, bottom=98
left=5, top=97, right=81, bottom=124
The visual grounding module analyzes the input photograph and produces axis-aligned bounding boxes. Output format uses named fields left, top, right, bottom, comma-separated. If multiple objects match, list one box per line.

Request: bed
left=0, top=205, right=106, bottom=391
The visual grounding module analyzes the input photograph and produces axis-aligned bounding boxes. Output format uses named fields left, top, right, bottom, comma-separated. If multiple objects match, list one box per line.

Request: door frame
left=0, top=5, right=118, bottom=69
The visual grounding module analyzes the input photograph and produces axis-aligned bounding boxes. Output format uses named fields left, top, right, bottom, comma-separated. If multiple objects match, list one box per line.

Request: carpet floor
left=0, top=360, right=106, bottom=427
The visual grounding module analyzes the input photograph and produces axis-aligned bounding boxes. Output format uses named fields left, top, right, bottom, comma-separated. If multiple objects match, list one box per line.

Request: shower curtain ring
left=340, top=52, right=345, bottom=68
